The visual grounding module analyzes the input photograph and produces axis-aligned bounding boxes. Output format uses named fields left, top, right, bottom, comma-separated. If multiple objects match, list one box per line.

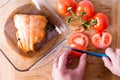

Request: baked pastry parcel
left=14, top=14, right=48, bottom=53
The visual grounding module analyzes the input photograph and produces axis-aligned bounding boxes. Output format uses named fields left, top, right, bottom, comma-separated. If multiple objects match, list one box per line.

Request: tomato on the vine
left=91, top=31, right=112, bottom=49
left=76, top=0, right=95, bottom=20
left=91, top=13, right=109, bottom=32
left=55, top=0, right=77, bottom=16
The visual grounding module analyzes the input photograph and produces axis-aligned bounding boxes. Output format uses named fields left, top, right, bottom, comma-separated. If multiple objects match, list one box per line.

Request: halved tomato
left=69, top=32, right=89, bottom=47
left=68, top=32, right=89, bottom=57
left=91, top=31, right=112, bottom=49
left=70, top=44, right=87, bottom=58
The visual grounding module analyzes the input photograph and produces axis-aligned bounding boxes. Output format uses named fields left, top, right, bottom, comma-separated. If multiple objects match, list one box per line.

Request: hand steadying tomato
left=91, top=31, right=112, bottom=49
left=68, top=32, right=89, bottom=57
left=76, top=0, right=95, bottom=20
left=55, top=0, right=77, bottom=16
left=91, top=13, right=109, bottom=32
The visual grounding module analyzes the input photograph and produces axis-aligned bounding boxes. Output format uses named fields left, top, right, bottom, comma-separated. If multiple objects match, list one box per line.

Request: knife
left=64, top=46, right=109, bottom=58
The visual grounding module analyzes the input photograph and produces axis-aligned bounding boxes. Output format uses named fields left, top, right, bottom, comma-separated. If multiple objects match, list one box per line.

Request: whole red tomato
left=92, top=13, right=109, bottom=32
left=76, top=0, right=95, bottom=20
left=55, top=0, right=77, bottom=16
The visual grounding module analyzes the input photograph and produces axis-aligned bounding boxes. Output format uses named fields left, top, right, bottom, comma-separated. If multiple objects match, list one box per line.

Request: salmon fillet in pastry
left=14, top=14, right=48, bottom=53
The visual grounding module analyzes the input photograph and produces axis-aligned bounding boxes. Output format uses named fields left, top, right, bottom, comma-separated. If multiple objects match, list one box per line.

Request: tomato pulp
left=69, top=32, right=89, bottom=47
left=91, top=31, right=112, bottom=49
left=68, top=32, right=89, bottom=57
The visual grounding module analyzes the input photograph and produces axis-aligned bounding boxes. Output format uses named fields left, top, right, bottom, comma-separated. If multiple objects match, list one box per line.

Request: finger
left=53, top=56, right=59, bottom=69
left=105, top=48, right=116, bottom=59
left=102, top=57, right=113, bottom=71
left=76, top=53, right=87, bottom=72
left=52, top=67, right=55, bottom=78
left=58, top=49, right=71, bottom=69
left=52, top=55, right=60, bottom=77
left=53, top=49, right=68, bottom=69
left=115, top=48, right=120, bottom=55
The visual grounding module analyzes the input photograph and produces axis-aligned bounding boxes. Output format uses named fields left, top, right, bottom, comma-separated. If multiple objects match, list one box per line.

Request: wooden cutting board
left=0, top=0, right=120, bottom=80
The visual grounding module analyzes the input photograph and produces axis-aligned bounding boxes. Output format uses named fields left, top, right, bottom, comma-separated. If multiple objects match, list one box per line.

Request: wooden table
left=0, top=0, right=120, bottom=80
left=0, top=50, right=120, bottom=80
left=0, top=51, right=53, bottom=80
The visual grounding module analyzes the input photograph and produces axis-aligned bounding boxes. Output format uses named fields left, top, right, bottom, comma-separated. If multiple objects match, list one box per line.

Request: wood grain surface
left=0, top=0, right=120, bottom=80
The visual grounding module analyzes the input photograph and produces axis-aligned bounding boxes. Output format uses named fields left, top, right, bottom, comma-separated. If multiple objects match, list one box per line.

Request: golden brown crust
left=14, top=14, right=47, bottom=53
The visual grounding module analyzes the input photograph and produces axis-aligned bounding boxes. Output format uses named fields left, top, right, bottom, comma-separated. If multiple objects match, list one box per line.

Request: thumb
left=102, top=57, right=113, bottom=71
left=76, top=53, right=87, bottom=72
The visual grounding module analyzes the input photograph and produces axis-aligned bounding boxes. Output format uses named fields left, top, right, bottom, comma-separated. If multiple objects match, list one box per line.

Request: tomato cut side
left=68, top=32, right=89, bottom=58
left=69, top=32, right=89, bottom=47
left=91, top=31, right=112, bottom=49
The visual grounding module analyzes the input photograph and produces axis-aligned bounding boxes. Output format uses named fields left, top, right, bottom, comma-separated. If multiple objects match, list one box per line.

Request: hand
left=102, top=48, right=120, bottom=77
left=52, top=49, right=87, bottom=80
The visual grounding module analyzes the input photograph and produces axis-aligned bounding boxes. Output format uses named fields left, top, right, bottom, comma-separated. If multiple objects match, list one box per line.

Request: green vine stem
left=67, top=7, right=97, bottom=29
